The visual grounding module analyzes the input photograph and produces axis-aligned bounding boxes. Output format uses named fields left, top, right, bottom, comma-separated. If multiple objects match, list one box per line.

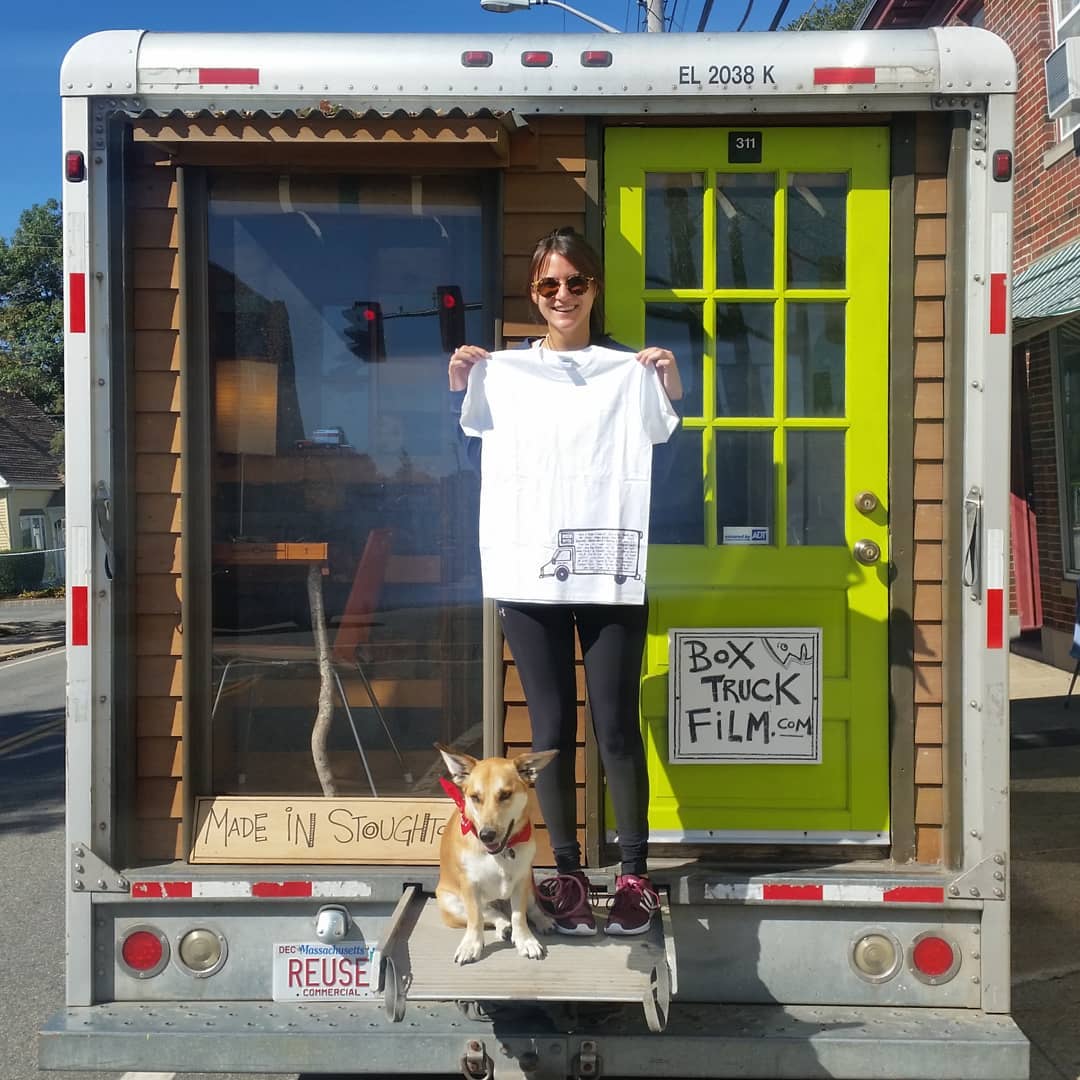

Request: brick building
left=860, top=0, right=1080, bottom=668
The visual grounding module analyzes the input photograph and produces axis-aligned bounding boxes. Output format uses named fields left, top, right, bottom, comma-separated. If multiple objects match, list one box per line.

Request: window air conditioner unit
left=1046, top=37, right=1080, bottom=120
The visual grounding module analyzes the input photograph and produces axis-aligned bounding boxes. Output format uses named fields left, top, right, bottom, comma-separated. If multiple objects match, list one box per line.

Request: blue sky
left=2, top=0, right=817, bottom=241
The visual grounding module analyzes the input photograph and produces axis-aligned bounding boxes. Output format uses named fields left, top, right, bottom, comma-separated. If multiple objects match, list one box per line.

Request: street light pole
left=480, top=0, right=666, bottom=32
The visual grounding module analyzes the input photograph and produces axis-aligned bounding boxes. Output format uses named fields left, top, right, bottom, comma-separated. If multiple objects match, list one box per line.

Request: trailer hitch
left=461, top=1039, right=493, bottom=1080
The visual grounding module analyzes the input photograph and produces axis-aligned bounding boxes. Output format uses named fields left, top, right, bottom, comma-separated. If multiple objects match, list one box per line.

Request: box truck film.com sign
left=668, top=628, right=822, bottom=764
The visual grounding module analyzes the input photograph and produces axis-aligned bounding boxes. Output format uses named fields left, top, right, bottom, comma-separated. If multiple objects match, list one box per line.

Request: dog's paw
left=454, top=932, right=485, bottom=965
left=514, top=934, right=546, bottom=960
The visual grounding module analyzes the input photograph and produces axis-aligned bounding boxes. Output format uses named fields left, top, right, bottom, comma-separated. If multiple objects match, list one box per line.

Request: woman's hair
left=528, top=227, right=604, bottom=337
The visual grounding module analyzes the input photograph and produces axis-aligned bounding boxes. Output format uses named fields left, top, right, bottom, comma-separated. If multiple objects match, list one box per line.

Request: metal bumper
left=40, top=1000, right=1029, bottom=1078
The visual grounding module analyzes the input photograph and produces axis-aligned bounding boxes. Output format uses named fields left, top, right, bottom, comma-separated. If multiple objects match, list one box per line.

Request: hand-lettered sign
left=668, top=628, right=822, bottom=764
left=191, top=796, right=450, bottom=864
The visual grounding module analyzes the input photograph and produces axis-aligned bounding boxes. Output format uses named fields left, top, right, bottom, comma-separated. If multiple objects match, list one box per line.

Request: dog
left=434, top=743, right=558, bottom=965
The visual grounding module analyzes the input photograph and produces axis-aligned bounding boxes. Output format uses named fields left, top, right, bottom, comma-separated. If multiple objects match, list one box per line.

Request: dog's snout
left=478, top=827, right=498, bottom=844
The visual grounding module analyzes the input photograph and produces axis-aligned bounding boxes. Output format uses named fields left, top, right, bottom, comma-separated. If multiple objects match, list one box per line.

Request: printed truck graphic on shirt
left=540, top=528, right=643, bottom=585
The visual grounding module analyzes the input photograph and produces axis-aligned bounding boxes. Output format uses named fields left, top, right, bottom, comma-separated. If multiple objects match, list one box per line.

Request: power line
left=767, top=0, right=794, bottom=30
left=737, top=0, right=756, bottom=31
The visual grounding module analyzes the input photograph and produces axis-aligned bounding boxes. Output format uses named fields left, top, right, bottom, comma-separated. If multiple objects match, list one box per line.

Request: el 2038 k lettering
left=678, top=64, right=777, bottom=86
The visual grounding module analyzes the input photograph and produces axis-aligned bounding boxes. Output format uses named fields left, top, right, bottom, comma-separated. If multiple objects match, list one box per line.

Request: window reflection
left=786, top=172, right=848, bottom=288
left=715, top=430, right=775, bottom=546
left=716, top=303, right=774, bottom=417
left=716, top=173, right=775, bottom=289
left=645, top=173, right=704, bottom=289
left=646, top=302, right=704, bottom=417
left=207, top=173, right=486, bottom=799
left=787, top=303, right=846, bottom=417
left=787, top=431, right=845, bottom=546
left=651, top=428, right=704, bottom=545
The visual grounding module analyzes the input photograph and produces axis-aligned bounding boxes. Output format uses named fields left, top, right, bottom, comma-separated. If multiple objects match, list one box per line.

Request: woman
left=448, top=227, right=682, bottom=936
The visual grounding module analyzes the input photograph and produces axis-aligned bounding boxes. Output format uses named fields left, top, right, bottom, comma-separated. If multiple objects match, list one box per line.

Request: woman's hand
left=449, top=345, right=490, bottom=391
left=637, top=346, right=683, bottom=402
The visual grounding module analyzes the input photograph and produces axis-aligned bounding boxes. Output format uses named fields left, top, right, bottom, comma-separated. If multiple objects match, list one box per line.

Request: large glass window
left=207, top=173, right=486, bottom=799
left=1055, top=320, right=1080, bottom=573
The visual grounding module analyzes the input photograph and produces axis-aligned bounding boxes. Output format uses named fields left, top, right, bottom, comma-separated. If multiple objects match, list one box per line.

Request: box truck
left=41, top=25, right=1027, bottom=1079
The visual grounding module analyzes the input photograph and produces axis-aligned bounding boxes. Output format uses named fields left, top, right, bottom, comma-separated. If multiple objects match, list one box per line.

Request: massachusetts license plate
left=272, top=942, right=377, bottom=1001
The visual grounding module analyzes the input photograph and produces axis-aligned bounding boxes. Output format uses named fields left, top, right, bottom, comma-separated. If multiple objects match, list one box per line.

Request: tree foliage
left=785, top=0, right=864, bottom=30
left=0, top=200, right=64, bottom=415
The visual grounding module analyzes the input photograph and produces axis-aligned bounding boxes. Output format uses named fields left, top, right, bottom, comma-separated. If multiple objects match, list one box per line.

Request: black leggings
left=498, top=601, right=650, bottom=877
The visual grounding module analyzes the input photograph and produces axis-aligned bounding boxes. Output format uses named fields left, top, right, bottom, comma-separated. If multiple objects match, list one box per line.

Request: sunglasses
left=531, top=274, right=595, bottom=299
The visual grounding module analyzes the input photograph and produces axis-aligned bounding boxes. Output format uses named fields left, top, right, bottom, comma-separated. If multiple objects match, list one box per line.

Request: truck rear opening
left=42, top=26, right=1027, bottom=1079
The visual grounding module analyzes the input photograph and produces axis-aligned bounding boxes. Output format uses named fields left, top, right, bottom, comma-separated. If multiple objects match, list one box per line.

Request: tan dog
left=435, top=743, right=558, bottom=965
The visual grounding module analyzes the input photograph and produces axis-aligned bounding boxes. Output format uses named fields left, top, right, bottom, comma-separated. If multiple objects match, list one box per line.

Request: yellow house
left=0, top=392, right=64, bottom=589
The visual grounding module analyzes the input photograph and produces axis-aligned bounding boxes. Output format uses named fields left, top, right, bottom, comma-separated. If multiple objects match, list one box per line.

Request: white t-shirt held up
left=459, top=344, right=679, bottom=604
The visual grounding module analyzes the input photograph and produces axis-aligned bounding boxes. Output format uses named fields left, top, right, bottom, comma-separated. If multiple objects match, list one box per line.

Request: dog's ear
left=513, top=748, right=558, bottom=784
left=436, top=742, right=478, bottom=785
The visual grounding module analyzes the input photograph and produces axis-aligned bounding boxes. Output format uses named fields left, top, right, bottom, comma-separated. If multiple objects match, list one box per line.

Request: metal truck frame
left=42, top=26, right=1026, bottom=1079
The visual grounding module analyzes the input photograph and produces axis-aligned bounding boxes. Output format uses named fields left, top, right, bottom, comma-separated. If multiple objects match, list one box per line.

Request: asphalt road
left=0, top=644, right=461, bottom=1080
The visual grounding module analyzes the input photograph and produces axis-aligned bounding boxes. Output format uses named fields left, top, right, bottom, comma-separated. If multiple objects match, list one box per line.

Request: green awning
left=1014, top=238, right=1080, bottom=321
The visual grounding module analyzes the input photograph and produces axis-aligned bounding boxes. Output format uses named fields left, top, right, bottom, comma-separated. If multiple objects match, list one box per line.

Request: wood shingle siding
left=132, top=144, right=185, bottom=860
left=911, top=116, right=948, bottom=864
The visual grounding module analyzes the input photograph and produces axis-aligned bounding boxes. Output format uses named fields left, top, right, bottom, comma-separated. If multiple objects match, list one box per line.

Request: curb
left=0, top=642, right=64, bottom=663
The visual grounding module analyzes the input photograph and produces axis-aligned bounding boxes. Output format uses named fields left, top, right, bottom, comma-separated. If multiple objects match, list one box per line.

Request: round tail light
left=850, top=931, right=902, bottom=982
left=910, top=932, right=961, bottom=984
left=118, top=926, right=169, bottom=978
left=177, top=928, right=228, bottom=977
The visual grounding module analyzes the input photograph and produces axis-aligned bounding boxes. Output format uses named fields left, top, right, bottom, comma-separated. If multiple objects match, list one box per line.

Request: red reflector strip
left=814, top=67, right=875, bottom=85
left=762, top=883, right=824, bottom=901
left=69, top=273, right=86, bottom=334
left=987, top=588, right=1004, bottom=649
left=990, top=272, right=1008, bottom=334
left=882, top=885, right=946, bottom=904
left=132, top=881, right=193, bottom=899
left=252, top=881, right=314, bottom=898
left=198, top=67, right=259, bottom=85
left=71, top=585, right=89, bottom=646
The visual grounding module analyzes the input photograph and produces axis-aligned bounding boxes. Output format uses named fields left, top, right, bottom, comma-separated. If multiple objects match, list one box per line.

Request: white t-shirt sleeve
left=459, top=359, right=493, bottom=437
left=640, top=362, right=680, bottom=445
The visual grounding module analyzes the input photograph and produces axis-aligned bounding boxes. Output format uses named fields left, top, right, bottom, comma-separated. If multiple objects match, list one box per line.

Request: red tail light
left=461, top=51, right=493, bottom=67
left=581, top=50, right=612, bottom=67
left=910, top=933, right=960, bottom=984
left=65, top=151, right=85, bottom=183
left=522, top=51, right=553, bottom=67
left=118, top=926, right=169, bottom=978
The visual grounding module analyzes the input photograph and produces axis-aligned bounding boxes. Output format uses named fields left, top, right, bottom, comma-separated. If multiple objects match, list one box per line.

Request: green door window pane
left=716, top=302, right=774, bottom=418
left=651, top=428, right=704, bottom=545
left=645, top=173, right=704, bottom=289
left=787, top=172, right=848, bottom=288
left=787, top=302, right=845, bottom=417
left=716, top=173, right=775, bottom=289
left=646, top=302, right=704, bottom=417
left=715, top=430, right=775, bottom=546
left=787, top=430, right=845, bottom=546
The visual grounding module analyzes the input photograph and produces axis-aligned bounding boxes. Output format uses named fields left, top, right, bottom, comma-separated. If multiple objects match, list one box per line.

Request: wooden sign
left=668, top=628, right=822, bottom=764
left=191, top=796, right=450, bottom=864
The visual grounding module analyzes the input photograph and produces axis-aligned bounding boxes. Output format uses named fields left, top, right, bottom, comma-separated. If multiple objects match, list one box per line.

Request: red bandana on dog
left=439, top=777, right=532, bottom=847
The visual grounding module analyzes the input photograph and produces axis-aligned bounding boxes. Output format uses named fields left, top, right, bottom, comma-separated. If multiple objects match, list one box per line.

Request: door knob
left=853, top=539, right=881, bottom=565
left=854, top=490, right=879, bottom=514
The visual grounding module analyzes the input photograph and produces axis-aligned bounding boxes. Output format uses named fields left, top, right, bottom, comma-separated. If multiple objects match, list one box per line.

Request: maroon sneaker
left=604, top=874, right=660, bottom=935
left=536, top=871, right=597, bottom=936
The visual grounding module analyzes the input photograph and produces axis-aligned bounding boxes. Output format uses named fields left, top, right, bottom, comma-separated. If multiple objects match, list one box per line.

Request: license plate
left=272, top=942, right=377, bottom=1001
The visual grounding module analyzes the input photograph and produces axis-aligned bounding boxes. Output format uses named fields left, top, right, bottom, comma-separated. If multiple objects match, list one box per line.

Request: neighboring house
left=0, top=392, right=65, bottom=583
left=859, top=0, right=1080, bottom=668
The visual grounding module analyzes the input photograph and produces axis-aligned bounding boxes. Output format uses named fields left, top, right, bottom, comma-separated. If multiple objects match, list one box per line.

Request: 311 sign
left=668, top=628, right=822, bottom=764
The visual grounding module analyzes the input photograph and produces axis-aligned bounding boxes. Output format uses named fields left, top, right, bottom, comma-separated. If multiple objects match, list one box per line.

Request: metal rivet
left=969, top=887, right=980, bottom=897
left=74, top=881, right=85, bottom=890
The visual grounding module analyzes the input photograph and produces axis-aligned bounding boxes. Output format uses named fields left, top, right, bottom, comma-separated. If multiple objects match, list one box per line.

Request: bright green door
left=605, top=127, right=890, bottom=842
